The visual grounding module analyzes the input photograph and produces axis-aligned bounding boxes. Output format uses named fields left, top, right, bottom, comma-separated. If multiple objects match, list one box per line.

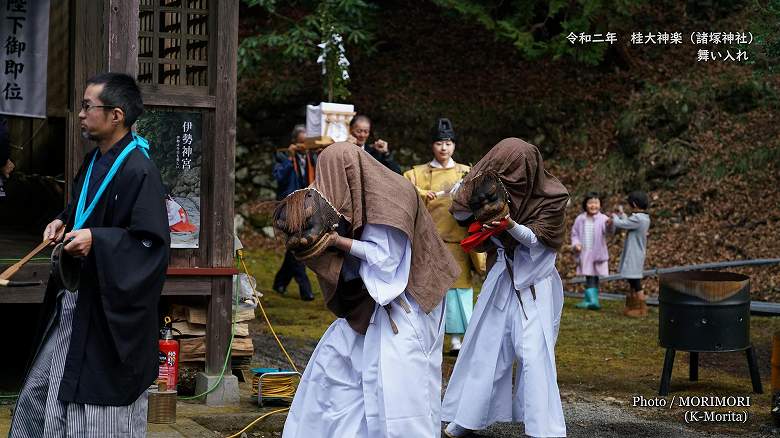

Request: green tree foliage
left=430, top=0, right=647, bottom=65
left=750, top=0, right=780, bottom=75
left=240, top=0, right=377, bottom=102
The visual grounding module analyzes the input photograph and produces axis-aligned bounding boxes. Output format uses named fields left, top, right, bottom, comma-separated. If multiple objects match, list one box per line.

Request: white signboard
left=0, top=0, right=50, bottom=118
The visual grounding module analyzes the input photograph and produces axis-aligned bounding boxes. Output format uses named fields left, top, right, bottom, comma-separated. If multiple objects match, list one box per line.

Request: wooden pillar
left=107, top=0, right=139, bottom=76
left=67, top=0, right=106, bottom=191
left=205, top=0, right=238, bottom=376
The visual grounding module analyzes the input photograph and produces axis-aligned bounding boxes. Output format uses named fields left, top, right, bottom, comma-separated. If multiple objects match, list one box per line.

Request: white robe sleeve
left=506, top=223, right=539, bottom=247
left=347, top=224, right=412, bottom=306
left=505, top=223, right=557, bottom=288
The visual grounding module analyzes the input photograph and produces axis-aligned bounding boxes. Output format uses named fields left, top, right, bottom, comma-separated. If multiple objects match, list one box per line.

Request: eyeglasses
left=81, top=101, right=116, bottom=111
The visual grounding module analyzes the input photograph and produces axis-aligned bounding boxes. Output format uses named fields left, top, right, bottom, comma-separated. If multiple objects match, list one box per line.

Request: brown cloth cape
left=304, top=142, right=460, bottom=334
left=451, top=138, right=569, bottom=261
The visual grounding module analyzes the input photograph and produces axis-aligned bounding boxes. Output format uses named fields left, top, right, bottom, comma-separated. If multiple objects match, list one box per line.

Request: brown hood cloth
left=298, top=142, right=459, bottom=334
left=451, top=138, right=569, bottom=264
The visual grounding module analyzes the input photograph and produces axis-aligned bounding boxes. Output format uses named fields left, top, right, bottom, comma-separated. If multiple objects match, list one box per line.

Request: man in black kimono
left=10, top=73, right=169, bottom=438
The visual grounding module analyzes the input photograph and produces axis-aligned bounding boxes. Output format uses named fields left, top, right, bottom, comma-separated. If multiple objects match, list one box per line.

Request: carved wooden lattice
left=138, top=0, right=209, bottom=87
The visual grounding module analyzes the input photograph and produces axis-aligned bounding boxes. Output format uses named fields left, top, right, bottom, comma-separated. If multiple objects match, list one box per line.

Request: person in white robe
left=274, top=142, right=460, bottom=438
left=442, top=138, right=569, bottom=438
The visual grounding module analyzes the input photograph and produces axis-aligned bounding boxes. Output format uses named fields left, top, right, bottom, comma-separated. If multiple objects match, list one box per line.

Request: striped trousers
left=9, top=290, right=148, bottom=438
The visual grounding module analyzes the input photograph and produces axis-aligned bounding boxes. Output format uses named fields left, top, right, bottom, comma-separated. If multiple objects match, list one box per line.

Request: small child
left=610, top=191, right=651, bottom=317
left=571, top=192, right=613, bottom=310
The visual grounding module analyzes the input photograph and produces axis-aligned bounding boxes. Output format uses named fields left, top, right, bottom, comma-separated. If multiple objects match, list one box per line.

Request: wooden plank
left=0, top=265, right=214, bottom=302
left=234, top=308, right=256, bottom=323
left=206, top=277, right=232, bottom=374
left=186, top=306, right=207, bottom=325
left=47, top=0, right=69, bottom=117
left=204, top=0, right=238, bottom=376
left=168, top=248, right=200, bottom=269
left=230, top=337, right=254, bottom=352
left=0, top=261, right=47, bottom=302
left=180, top=305, right=254, bottom=325
left=181, top=336, right=253, bottom=362
left=198, top=111, right=215, bottom=268
left=0, top=279, right=212, bottom=303
left=0, top=289, right=45, bottom=304
left=173, top=321, right=248, bottom=337
left=107, top=0, right=139, bottom=76
left=210, top=0, right=237, bottom=268
left=234, top=323, right=250, bottom=337
left=180, top=337, right=206, bottom=361
left=0, top=241, right=50, bottom=280
left=167, top=267, right=238, bottom=276
left=171, top=303, right=187, bottom=322
left=141, top=89, right=217, bottom=108
left=161, top=278, right=211, bottom=295
left=173, top=321, right=205, bottom=336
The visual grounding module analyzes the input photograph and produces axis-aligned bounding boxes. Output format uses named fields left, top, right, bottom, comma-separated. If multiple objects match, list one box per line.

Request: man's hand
left=482, top=214, right=514, bottom=231
left=63, top=229, right=92, bottom=257
left=44, top=219, right=65, bottom=245
left=328, top=232, right=353, bottom=253
left=426, top=191, right=437, bottom=201
left=373, top=139, right=389, bottom=154
left=574, top=243, right=582, bottom=253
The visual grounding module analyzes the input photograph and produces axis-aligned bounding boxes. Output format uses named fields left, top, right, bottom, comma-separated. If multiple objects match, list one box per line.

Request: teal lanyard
left=73, top=133, right=150, bottom=231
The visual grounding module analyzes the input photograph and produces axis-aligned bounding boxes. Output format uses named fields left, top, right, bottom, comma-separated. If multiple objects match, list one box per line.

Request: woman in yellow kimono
left=404, top=118, right=486, bottom=355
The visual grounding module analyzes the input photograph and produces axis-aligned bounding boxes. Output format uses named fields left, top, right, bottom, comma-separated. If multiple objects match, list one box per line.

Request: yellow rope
left=252, top=375, right=298, bottom=399
left=224, top=408, right=290, bottom=438
left=227, top=250, right=301, bottom=437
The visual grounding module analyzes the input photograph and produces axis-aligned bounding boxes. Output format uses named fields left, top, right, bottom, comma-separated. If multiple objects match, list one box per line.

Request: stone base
left=194, top=372, right=240, bottom=406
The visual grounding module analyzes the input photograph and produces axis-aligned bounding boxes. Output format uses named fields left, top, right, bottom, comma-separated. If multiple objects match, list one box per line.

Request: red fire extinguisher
left=158, top=316, right=179, bottom=390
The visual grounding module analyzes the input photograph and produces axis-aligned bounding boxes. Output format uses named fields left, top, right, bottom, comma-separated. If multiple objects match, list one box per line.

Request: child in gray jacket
left=609, top=191, right=651, bottom=317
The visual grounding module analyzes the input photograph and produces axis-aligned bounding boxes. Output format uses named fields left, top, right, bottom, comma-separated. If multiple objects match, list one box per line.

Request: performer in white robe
left=442, top=220, right=565, bottom=437
left=442, top=138, right=569, bottom=438
left=283, top=224, right=445, bottom=437
left=275, top=142, right=460, bottom=438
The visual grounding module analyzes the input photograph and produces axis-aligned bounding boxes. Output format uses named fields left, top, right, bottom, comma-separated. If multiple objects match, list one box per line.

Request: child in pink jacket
left=571, top=192, right=613, bottom=310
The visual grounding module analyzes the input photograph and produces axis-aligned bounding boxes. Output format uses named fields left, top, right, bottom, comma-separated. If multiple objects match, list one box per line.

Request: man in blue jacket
left=271, top=125, right=315, bottom=301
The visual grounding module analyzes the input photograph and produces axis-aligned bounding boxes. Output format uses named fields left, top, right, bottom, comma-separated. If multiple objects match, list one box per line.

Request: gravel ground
left=193, top=395, right=775, bottom=437
left=470, top=395, right=773, bottom=437
left=250, top=326, right=778, bottom=437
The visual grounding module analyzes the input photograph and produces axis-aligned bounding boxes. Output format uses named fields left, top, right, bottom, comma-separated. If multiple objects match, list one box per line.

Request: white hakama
left=283, top=224, right=445, bottom=438
left=442, top=224, right=566, bottom=437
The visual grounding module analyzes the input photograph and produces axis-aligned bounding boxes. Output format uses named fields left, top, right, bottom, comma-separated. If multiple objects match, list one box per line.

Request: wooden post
left=67, top=0, right=106, bottom=191
left=107, top=0, right=139, bottom=76
left=205, top=0, right=238, bottom=377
